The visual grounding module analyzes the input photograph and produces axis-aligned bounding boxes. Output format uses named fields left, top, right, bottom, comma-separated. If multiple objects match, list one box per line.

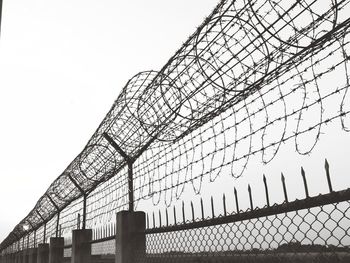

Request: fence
left=2, top=0, right=350, bottom=262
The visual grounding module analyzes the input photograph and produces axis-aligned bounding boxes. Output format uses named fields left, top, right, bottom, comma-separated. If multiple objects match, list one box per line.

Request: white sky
left=0, top=0, right=218, bottom=241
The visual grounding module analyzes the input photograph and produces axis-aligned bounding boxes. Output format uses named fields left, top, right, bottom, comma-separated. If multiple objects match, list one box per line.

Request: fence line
left=2, top=0, right=350, bottom=260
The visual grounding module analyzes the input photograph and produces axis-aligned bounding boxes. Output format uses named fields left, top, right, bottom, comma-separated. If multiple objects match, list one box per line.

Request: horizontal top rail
left=146, top=188, right=350, bottom=234
left=90, top=235, right=115, bottom=245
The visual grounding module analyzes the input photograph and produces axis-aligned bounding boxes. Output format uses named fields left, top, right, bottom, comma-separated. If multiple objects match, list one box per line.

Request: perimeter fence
left=2, top=0, right=350, bottom=262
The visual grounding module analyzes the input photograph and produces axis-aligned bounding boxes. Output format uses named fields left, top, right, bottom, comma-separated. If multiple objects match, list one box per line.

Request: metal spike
left=182, top=201, right=186, bottom=224
left=43, top=223, right=47, bottom=244
left=234, top=187, right=240, bottom=213
left=158, top=210, right=162, bottom=227
left=248, top=185, right=254, bottom=210
left=281, top=173, right=289, bottom=203
left=173, top=206, right=177, bottom=225
left=77, top=213, right=81, bottom=230
left=200, top=198, right=205, bottom=220
left=325, top=159, right=333, bottom=193
left=146, top=214, right=149, bottom=229
left=34, top=230, right=36, bottom=248
left=263, top=175, right=270, bottom=207
left=152, top=212, right=155, bottom=228
left=301, top=167, right=309, bottom=198
left=223, top=194, right=227, bottom=216
left=191, top=201, right=195, bottom=222
left=211, top=196, right=215, bottom=218
left=165, top=208, right=169, bottom=227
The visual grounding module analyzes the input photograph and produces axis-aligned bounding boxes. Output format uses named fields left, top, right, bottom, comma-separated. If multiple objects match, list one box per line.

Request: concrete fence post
left=48, top=238, right=63, bottom=263
left=22, top=249, right=29, bottom=263
left=15, top=251, right=22, bottom=263
left=71, top=229, right=92, bottom=263
left=37, top=244, right=49, bottom=263
left=27, top=249, right=36, bottom=263
left=115, top=211, right=146, bottom=263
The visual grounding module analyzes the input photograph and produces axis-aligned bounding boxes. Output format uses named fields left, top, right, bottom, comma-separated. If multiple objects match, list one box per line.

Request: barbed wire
left=2, top=0, right=350, bottom=251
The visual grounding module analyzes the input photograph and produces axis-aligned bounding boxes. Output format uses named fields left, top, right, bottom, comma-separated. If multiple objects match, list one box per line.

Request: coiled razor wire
left=2, top=0, right=350, bottom=250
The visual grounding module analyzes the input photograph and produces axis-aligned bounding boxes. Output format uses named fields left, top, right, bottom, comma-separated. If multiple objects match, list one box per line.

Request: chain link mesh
left=140, top=201, right=350, bottom=263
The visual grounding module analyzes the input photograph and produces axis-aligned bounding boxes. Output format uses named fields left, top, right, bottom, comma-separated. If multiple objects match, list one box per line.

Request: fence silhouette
left=2, top=0, right=350, bottom=262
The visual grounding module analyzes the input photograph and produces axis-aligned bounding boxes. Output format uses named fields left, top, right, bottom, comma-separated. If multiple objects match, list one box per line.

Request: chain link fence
left=139, top=194, right=350, bottom=263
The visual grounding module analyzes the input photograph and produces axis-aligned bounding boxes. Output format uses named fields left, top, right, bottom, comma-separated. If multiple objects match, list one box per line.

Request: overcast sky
left=0, top=0, right=219, bottom=241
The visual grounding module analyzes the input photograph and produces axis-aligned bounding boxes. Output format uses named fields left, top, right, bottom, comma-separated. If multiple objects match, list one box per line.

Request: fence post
left=22, top=249, right=29, bottom=263
left=71, top=229, right=92, bottom=263
left=48, top=237, right=63, bottom=263
left=116, top=211, right=146, bottom=263
left=12, top=252, right=16, bottom=263
left=15, top=250, right=22, bottom=263
left=27, top=248, right=36, bottom=263
left=37, top=244, right=49, bottom=263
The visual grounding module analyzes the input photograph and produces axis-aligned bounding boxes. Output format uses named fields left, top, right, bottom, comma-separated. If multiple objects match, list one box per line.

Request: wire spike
left=281, top=173, right=289, bottom=203
left=301, top=167, right=309, bottom=198
left=263, top=174, right=270, bottom=207
left=325, top=158, right=333, bottom=192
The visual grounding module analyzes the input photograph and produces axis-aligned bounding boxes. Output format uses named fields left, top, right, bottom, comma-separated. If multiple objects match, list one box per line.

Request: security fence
left=142, top=178, right=350, bottom=263
left=2, top=0, right=350, bottom=262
